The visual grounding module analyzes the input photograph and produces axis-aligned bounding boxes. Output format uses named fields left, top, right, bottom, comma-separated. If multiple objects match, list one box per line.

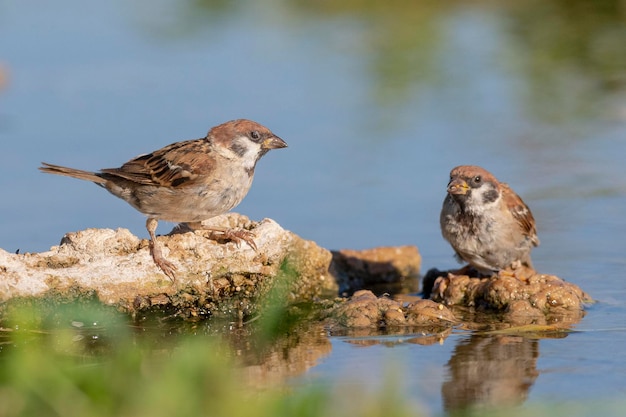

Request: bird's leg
left=499, top=260, right=534, bottom=282
left=447, top=264, right=498, bottom=279
left=447, top=264, right=474, bottom=277
left=186, top=222, right=257, bottom=251
left=146, top=217, right=177, bottom=281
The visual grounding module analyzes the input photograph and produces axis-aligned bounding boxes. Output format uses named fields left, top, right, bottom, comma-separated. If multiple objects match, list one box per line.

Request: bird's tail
left=39, top=162, right=106, bottom=184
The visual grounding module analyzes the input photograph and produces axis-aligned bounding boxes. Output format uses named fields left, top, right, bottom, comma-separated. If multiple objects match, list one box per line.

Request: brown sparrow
left=440, top=165, right=539, bottom=275
left=40, top=119, right=287, bottom=281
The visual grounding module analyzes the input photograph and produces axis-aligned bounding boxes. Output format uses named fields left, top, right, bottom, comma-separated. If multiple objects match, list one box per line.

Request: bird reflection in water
left=442, top=334, right=540, bottom=413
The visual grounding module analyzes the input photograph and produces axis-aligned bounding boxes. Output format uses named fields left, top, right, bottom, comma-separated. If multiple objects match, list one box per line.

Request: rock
left=423, top=265, right=591, bottom=324
left=405, top=299, right=458, bottom=325
left=0, top=213, right=336, bottom=318
left=329, top=246, right=421, bottom=295
left=329, top=289, right=457, bottom=329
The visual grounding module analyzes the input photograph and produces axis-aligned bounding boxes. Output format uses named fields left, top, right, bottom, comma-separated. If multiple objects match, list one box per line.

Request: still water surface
left=1, top=1, right=625, bottom=415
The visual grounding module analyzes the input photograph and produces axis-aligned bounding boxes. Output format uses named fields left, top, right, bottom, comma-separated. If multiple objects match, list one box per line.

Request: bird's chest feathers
left=451, top=196, right=501, bottom=240
left=197, top=169, right=254, bottom=207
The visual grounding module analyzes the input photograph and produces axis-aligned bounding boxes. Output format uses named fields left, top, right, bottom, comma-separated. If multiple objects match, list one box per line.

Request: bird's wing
left=502, top=183, right=539, bottom=246
left=100, top=139, right=216, bottom=188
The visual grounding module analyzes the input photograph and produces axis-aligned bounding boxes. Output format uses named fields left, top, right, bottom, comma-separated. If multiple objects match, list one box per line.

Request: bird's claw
left=209, top=228, right=257, bottom=251
left=150, top=240, right=177, bottom=282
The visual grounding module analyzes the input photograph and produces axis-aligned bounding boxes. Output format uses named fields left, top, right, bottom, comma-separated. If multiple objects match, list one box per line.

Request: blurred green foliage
left=1, top=298, right=626, bottom=417
left=162, top=0, right=625, bottom=120
left=0, top=298, right=417, bottom=417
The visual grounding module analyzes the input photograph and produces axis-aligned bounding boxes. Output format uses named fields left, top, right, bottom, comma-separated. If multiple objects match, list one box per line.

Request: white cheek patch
left=467, top=188, right=500, bottom=216
left=216, top=137, right=262, bottom=170
left=239, top=140, right=262, bottom=170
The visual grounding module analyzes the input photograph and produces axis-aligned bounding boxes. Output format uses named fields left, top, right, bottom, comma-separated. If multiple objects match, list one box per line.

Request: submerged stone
left=329, top=289, right=457, bottom=329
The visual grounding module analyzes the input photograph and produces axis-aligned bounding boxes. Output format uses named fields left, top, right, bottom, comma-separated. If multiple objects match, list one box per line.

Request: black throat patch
left=482, top=188, right=499, bottom=204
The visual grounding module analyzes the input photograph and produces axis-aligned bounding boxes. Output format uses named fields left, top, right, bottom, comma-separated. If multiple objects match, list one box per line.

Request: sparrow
left=440, top=165, right=539, bottom=275
left=40, top=119, right=287, bottom=281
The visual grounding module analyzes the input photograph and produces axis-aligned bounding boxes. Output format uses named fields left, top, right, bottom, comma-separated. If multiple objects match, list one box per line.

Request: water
left=1, top=1, right=625, bottom=415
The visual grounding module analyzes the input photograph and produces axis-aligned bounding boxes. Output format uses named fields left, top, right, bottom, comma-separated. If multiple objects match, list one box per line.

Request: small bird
left=40, top=119, right=287, bottom=281
left=440, top=165, right=539, bottom=275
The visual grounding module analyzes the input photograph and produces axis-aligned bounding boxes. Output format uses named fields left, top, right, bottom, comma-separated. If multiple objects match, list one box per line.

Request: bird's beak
left=447, top=178, right=469, bottom=195
left=262, top=135, right=288, bottom=150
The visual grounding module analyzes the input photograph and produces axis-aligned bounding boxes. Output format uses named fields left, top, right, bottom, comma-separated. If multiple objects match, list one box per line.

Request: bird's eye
left=250, top=131, right=261, bottom=140
left=473, top=175, right=482, bottom=184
